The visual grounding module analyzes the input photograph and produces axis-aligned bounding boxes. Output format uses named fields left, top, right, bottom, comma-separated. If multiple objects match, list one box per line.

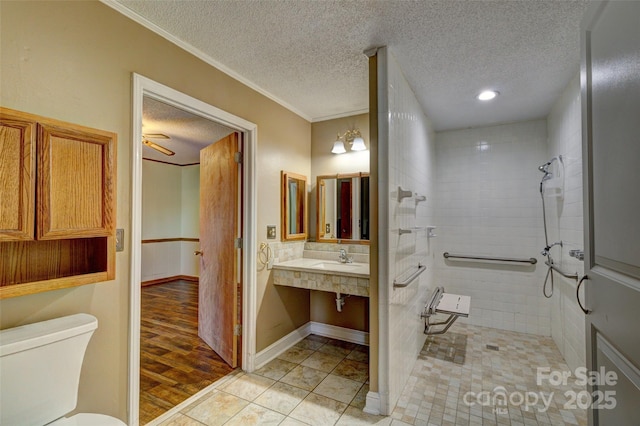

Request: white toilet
left=0, top=314, right=127, bottom=426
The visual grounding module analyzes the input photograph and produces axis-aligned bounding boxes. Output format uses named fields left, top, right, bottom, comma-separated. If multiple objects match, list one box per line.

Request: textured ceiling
left=142, top=97, right=234, bottom=165
left=112, top=0, right=591, bottom=131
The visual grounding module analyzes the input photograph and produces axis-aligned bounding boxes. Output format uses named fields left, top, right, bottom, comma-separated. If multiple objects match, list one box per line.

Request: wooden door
left=198, top=133, right=240, bottom=367
left=337, top=178, right=352, bottom=239
left=582, top=3, right=640, bottom=424
left=0, top=110, right=35, bottom=241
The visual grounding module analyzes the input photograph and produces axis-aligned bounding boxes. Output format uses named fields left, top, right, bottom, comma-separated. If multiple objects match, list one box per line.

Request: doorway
left=130, top=74, right=258, bottom=426
left=138, top=98, right=241, bottom=422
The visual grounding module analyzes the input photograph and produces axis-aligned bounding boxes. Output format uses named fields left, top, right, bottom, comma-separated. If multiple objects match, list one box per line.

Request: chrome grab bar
left=393, top=263, right=426, bottom=288
left=443, top=252, right=537, bottom=265
left=544, top=260, right=578, bottom=280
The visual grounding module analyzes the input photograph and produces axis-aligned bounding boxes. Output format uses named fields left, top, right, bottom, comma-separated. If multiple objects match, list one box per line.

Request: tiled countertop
left=272, top=258, right=369, bottom=278
left=272, top=258, right=370, bottom=297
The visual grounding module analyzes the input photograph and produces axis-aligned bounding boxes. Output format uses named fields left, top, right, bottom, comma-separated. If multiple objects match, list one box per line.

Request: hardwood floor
left=140, top=280, right=235, bottom=425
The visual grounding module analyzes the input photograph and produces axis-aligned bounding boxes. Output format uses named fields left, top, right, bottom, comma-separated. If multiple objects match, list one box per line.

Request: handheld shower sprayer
left=538, top=157, right=558, bottom=182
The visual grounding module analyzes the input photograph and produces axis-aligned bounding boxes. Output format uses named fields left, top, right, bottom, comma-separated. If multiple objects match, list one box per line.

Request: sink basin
left=310, top=261, right=361, bottom=270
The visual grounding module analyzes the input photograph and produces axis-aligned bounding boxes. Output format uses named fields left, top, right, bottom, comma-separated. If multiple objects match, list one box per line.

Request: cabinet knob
left=194, top=250, right=203, bottom=256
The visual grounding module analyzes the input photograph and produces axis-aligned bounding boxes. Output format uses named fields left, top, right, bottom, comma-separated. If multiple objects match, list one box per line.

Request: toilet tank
left=0, top=314, right=98, bottom=426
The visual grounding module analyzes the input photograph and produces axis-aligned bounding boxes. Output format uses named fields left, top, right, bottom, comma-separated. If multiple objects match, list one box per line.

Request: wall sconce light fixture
left=331, top=129, right=367, bottom=154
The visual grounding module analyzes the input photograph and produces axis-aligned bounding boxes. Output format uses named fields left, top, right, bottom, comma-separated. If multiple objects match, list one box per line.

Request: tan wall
left=308, top=114, right=371, bottom=337
left=310, top=292, right=369, bottom=332
left=309, top=114, right=370, bottom=240
left=0, top=1, right=310, bottom=421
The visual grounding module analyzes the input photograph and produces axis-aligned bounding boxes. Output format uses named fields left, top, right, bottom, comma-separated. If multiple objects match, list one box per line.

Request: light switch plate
left=115, top=228, right=124, bottom=252
left=267, top=225, right=276, bottom=239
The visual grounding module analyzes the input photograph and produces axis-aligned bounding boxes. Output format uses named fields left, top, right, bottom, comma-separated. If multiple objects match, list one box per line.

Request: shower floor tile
left=392, top=323, right=588, bottom=426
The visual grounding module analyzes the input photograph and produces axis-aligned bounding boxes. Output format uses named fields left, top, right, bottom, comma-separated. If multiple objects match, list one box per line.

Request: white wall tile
left=377, top=48, right=437, bottom=414
left=546, top=74, right=586, bottom=371
left=433, top=120, right=551, bottom=336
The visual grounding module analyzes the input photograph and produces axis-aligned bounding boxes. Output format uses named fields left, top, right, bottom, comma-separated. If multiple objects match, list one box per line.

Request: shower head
left=538, top=157, right=558, bottom=174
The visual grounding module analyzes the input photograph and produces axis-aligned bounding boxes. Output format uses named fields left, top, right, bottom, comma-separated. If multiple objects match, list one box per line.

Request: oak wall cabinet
left=0, top=107, right=116, bottom=298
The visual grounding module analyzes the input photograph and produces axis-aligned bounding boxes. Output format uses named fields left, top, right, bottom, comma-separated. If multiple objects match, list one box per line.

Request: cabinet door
left=37, top=122, right=115, bottom=240
left=0, top=111, right=36, bottom=241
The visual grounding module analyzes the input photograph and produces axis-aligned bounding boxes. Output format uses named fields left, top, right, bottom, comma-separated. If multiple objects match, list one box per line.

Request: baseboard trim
left=309, top=322, right=369, bottom=346
left=254, top=322, right=312, bottom=369
left=363, top=391, right=382, bottom=415
left=141, top=275, right=198, bottom=287
left=253, top=321, right=369, bottom=369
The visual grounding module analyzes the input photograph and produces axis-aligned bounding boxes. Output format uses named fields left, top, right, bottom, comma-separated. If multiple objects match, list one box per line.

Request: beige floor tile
left=184, top=391, right=249, bottom=426
left=254, top=358, right=298, bottom=381
left=306, top=334, right=330, bottom=343
left=350, top=383, right=369, bottom=409
left=389, top=419, right=413, bottom=425
left=219, top=373, right=275, bottom=401
left=317, top=339, right=356, bottom=357
left=158, top=413, right=207, bottom=426
left=346, top=346, right=370, bottom=363
left=254, top=381, right=309, bottom=415
left=332, top=358, right=369, bottom=383
left=391, top=323, right=588, bottom=426
left=278, top=346, right=315, bottom=364
left=279, top=417, right=310, bottom=426
left=223, top=403, right=285, bottom=425
left=289, top=393, right=348, bottom=425
left=314, top=374, right=364, bottom=404
left=295, top=336, right=328, bottom=351
left=336, top=405, right=393, bottom=425
left=280, top=365, right=329, bottom=391
left=301, top=351, right=345, bottom=372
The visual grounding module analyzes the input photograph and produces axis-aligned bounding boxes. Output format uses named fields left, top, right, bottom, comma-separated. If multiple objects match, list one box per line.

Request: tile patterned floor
left=157, top=334, right=388, bottom=425
left=391, top=324, right=588, bottom=426
left=156, top=325, right=588, bottom=426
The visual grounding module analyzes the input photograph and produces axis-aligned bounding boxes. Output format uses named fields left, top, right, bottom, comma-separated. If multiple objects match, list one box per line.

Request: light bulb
left=351, top=137, right=366, bottom=151
left=331, top=140, right=346, bottom=154
left=477, top=90, right=499, bottom=101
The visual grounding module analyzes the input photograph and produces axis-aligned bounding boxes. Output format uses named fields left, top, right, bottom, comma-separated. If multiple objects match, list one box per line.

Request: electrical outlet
left=115, top=228, right=124, bottom=252
left=325, top=224, right=330, bottom=233
left=267, top=225, right=276, bottom=239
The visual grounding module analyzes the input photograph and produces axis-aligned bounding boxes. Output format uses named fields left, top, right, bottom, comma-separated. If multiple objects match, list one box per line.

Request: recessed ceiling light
left=477, top=90, right=499, bottom=101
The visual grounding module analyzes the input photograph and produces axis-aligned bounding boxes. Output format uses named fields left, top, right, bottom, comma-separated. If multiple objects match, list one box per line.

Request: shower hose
left=540, top=181, right=554, bottom=298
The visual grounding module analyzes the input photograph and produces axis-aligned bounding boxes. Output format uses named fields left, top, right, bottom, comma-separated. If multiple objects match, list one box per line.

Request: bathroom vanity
left=272, top=257, right=369, bottom=297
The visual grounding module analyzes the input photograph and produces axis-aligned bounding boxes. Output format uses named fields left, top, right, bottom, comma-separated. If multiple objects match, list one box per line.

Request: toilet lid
left=49, top=413, right=127, bottom=426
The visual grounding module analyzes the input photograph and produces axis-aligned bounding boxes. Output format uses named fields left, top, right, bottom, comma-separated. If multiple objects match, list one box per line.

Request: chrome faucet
left=338, top=249, right=353, bottom=263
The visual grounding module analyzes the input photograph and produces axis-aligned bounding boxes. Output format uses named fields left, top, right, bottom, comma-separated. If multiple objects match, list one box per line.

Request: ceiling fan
left=142, top=133, right=175, bottom=156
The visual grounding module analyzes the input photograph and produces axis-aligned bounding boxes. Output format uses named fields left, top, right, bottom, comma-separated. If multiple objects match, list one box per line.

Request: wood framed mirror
left=316, top=172, right=369, bottom=243
left=281, top=171, right=307, bottom=241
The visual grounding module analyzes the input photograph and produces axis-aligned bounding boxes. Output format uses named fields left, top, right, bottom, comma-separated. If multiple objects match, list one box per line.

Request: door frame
left=128, top=73, right=258, bottom=425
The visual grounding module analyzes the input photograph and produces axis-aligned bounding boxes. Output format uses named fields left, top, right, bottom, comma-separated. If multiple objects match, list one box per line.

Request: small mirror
left=281, top=171, right=307, bottom=241
left=317, top=173, right=369, bottom=242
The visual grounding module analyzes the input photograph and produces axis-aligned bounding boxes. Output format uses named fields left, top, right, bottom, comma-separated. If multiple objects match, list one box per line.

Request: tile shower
left=433, top=120, right=550, bottom=336
left=376, top=45, right=587, bottom=421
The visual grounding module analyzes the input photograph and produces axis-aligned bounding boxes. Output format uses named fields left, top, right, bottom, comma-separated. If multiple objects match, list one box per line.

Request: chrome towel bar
left=443, top=252, right=537, bottom=265
left=544, top=260, right=578, bottom=280
left=393, top=263, right=426, bottom=288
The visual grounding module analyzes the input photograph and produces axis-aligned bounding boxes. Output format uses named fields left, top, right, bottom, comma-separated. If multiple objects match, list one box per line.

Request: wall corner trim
left=363, top=391, right=382, bottom=415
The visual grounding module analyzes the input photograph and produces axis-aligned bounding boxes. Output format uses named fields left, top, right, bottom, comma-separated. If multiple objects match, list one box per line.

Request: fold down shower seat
left=421, top=286, right=471, bottom=335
